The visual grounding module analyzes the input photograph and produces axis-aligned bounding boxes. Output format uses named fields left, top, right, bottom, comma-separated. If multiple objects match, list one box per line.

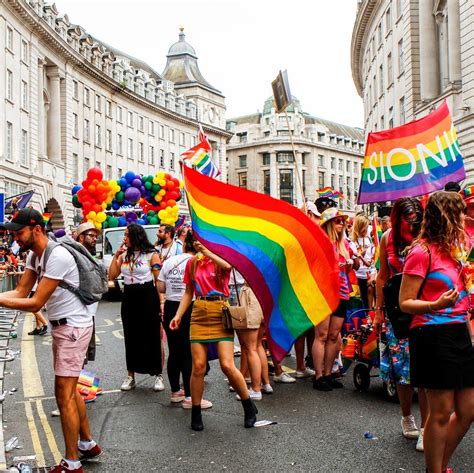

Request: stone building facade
left=351, top=0, right=474, bottom=182
left=1, top=0, right=230, bottom=229
left=226, top=97, right=365, bottom=211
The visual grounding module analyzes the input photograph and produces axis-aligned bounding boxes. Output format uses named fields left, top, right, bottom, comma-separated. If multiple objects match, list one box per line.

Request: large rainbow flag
left=183, top=166, right=340, bottom=361
left=358, top=101, right=464, bottom=204
left=181, top=125, right=220, bottom=178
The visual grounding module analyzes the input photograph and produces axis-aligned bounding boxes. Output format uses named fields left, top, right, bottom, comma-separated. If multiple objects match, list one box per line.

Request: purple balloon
left=132, top=178, right=142, bottom=188
left=124, top=187, right=141, bottom=204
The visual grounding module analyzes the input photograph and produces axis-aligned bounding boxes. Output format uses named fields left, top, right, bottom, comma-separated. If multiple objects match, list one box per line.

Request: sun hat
left=77, top=221, right=100, bottom=237
left=319, top=208, right=348, bottom=227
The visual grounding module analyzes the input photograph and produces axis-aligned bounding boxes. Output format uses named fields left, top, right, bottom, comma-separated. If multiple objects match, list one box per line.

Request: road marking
left=112, top=329, right=123, bottom=339
left=24, top=401, right=45, bottom=467
left=35, top=400, right=62, bottom=465
left=97, top=318, right=114, bottom=327
left=95, top=334, right=101, bottom=344
left=17, top=389, right=123, bottom=403
left=21, top=314, right=45, bottom=398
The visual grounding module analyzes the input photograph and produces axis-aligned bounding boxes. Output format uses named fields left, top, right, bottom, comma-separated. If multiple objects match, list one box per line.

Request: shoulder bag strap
left=231, top=268, right=241, bottom=305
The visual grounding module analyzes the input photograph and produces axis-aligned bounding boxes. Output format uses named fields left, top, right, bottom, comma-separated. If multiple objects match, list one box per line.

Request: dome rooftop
left=167, top=27, right=197, bottom=58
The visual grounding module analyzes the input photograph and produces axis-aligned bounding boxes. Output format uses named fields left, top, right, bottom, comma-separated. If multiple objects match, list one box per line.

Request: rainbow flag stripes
left=183, top=166, right=340, bottom=361
left=317, top=187, right=343, bottom=199
left=358, top=101, right=465, bottom=204
left=181, top=125, right=220, bottom=178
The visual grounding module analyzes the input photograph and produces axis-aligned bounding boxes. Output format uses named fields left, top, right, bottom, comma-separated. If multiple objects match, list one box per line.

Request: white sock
left=78, top=439, right=96, bottom=450
left=64, top=458, right=82, bottom=469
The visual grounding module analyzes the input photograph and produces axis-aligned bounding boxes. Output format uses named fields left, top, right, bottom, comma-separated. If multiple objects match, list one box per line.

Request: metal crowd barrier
left=0, top=273, right=22, bottom=360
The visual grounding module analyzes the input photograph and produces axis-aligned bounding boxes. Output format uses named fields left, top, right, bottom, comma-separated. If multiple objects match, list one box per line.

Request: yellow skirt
left=190, top=299, right=234, bottom=343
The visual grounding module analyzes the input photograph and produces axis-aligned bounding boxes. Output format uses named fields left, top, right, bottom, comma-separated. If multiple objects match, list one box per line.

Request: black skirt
left=121, top=281, right=162, bottom=375
left=409, top=322, right=474, bottom=390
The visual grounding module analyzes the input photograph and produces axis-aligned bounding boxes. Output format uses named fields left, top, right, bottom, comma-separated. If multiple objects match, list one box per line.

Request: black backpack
left=383, top=247, right=431, bottom=340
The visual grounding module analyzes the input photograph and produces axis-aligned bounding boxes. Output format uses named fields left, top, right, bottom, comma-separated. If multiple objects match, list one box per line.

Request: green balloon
left=144, top=181, right=152, bottom=190
left=146, top=175, right=153, bottom=182
left=152, top=184, right=160, bottom=193
left=147, top=210, right=155, bottom=217
left=116, top=191, right=124, bottom=202
left=149, top=216, right=159, bottom=225
left=72, top=194, right=82, bottom=208
left=103, top=221, right=109, bottom=229
left=108, top=217, right=119, bottom=228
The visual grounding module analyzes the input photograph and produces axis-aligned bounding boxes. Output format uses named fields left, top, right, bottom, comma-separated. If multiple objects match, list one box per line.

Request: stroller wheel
left=383, top=382, right=399, bottom=403
left=353, top=363, right=371, bottom=392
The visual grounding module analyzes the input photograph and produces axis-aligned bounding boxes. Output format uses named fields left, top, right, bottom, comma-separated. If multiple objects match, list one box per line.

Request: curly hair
left=418, top=191, right=466, bottom=255
left=183, top=228, right=197, bottom=254
left=125, top=223, right=155, bottom=261
left=390, top=197, right=423, bottom=255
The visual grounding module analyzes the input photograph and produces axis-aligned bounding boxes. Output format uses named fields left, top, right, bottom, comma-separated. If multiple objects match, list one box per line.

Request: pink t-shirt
left=403, top=243, right=469, bottom=328
left=183, top=256, right=231, bottom=298
left=336, top=240, right=352, bottom=301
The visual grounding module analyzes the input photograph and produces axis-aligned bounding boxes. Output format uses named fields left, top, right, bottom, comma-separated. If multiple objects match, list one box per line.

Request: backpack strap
left=32, top=241, right=60, bottom=277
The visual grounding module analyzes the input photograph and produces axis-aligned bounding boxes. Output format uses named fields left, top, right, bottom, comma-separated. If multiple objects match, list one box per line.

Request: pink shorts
left=51, top=325, right=93, bottom=377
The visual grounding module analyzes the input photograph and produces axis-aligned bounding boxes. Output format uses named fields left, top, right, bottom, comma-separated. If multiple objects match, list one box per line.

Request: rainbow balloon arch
left=72, top=167, right=184, bottom=229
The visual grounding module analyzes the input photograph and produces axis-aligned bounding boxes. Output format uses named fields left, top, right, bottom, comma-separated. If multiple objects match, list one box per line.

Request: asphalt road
left=2, top=301, right=474, bottom=472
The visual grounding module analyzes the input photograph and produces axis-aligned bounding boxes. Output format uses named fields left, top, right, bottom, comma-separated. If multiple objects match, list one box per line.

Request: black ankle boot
left=241, top=398, right=258, bottom=428
left=191, top=405, right=203, bottom=431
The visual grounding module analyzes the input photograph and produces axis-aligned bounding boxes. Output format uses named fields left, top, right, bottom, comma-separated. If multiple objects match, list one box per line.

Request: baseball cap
left=77, top=221, right=100, bottom=237
left=315, top=197, right=338, bottom=214
left=0, top=209, right=45, bottom=231
left=305, top=201, right=321, bottom=217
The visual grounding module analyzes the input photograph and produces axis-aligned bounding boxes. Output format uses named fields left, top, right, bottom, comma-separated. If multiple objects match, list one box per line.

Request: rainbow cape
left=183, top=166, right=340, bottom=361
left=181, top=125, right=220, bottom=178
left=358, top=100, right=465, bottom=204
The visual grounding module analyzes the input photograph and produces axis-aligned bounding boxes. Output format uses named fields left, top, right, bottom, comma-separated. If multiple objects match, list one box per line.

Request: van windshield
left=103, top=227, right=158, bottom=255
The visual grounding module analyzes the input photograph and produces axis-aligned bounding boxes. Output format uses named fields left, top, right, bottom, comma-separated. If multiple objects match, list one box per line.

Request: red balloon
left=159, top=201, right=167, bottom=209
left=93, top=204, right=102, bottom=213
left=167, top=199, right=177, bottom=207
left=167, top=181, right=175, bottom=190
left=88, top=185, right=96, bottom=194
left=87, top=167, right=103, bottom=181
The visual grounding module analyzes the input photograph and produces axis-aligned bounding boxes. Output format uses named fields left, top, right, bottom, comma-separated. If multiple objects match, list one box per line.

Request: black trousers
left=357, top=278, right=370, bottom=309
left=163, top=300, right=192, bottom=396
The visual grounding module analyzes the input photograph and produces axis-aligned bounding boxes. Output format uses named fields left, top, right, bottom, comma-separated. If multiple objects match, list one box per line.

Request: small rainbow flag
left=183, top=166, right=340, bottom=361
left=371, top=214, right=382, bottom=270
left=42, top=212, right=52, bottom=224
left=358, top=100, right=465, bottom=204
left=181, top=125, right=220, bottom=178
left=317, top=187, right=343, bottom=199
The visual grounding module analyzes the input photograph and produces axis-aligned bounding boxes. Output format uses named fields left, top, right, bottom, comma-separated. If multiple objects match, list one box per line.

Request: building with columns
left=351, top=0, right=474, bottom=181
left=0, top=0, right=230, bottom=229
left=226, top=97, right=365, bottom=211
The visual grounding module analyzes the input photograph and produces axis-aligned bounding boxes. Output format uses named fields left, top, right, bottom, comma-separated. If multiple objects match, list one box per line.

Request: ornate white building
left=226, top=97, right=365, bottom=210
left=351, top=0, right=474, bottom=182
left=0, top=0, right=230, bottom=229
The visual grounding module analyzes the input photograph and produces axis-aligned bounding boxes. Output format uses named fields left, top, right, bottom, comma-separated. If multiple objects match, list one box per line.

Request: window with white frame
left=21, top=130, right=28, bottom=166
left=139, top=142, right=144, bottom=162
left=7, top=70, right=13, bottom=102
left=318, top=154, right=324, bottom=167
left=84, top=87, right=90, bottom=106
left=95, top=94, right=101, bottom=112
left=380, top=115, right=385, bottom=129
left=387, top=52, right=393, bottom=85
left=117, top=105, right=123, bottom=123
left=377, top=23, right=382, bottom=46
left=399, top=96, right=405, bottom=124
left=95, top=124, right=101, bottom=147
left=159, top=125, right=165, bottom=139
left=73, top=113, right=78, bottom=137
left=396, top=0, right=402, bottom=18
left=128, top=111, right=134, bottom=127
left=180, top=132, right=185, bottom=146
left=149, top=121, right=154, bottom=136
left=379, top=64, right=384, bottom=93
left=21, top=81, right=28, bottom=109
left=72, top=153, right=79, bottom=183
left=6, top=26, right=13, bottom=50
left=21, top=39, right=28, bottom=63
left=117, top=134, right=123, bottom=155
left=84, top=119, right=90, bottom=142
left=398, top=39, right=404, bottom=74
left=106, top=129, right=112, bottom=151
left=73, top=80, right=79, bottom=99
left=106, top=165, right=112, bottom=180
left=385, top=7, right=392, bottom=32
left=105, top=100, right=112, bottom=117
left=83, top=157, right=90, bottom=179
left=318, top=171, right=325, bottom=189
left=160, top=149, right=165, bottom=167
left=338, top=159, right=343, bottom=171
left=170, top=152, right=175, bottom=169
left=138, top=116, right=144, bottom=132
left=128, top=138, right=133, bottom=158
left=149, top=145, right=155, bottom=165
left=169, top=128, right=175, bottom=142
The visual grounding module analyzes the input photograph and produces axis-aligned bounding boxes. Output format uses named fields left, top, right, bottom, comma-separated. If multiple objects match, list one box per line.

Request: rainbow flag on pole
left=358, top=100, right=465, bottom=204
left=183, top=166, right=340, bottom=361
left=181, top=125, right=220, bottom=178
left=371, top=214, right=381, bottom=270
left=42, top=213, right=52, bottom=224
left=317, top=187, right=343, bottom=199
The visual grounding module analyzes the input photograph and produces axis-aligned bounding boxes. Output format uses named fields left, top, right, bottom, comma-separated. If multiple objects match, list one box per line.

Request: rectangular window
left=170, top=152, right=175, bottom=170
left=106, top=165, right=112, bottom=181
left=7, top=70, right=13, bottom=101
left=399, top=96, right=405, bottom=124
left=180, top=132, right=185, bottom=146
left=149, top=121, right=154, bottom=136
left=262, top=153, right=270, bottom=165
left=118, top=168, right=123, bottom=178
left=73, top=113, right=78, bottom=137
left=128, top=138, right=133, bottom=158
left=338, top=159, right=343, bottom=171
left=318, top=154, right=324, bottom=167
left=159, top=125, right=165, bottom=139
left=117, top=134, right=123, bottom=155
left=21, top=81, right=28, bottom=109
left=279, top=170, right=293, bottom=203
left=139, top=142, right=144, bottom=162
left=387, top=53, right=393, bottom=85
left=277, top=152, right=294, bottom=163
left=339, top=175, right=343, bottom=190
left=263, top=170, right=270, bottom=195
left=149, top=145, right=155, bottom=165
left=398, top=39, right=404, bottom=74
left=21, top=130, right=28, bottom=166
left=380, top=115, right=385, bottom=129
left=95, top=94, right=101, bottom=112
left=73, top=153, right=79, bottom=183
left=377, top=23, right=382, bottom=46
left=95, top=161, right=100, bottom=171
left=169, top=128, right=175, bottom=142
left=95, top=124, right=101, bottom=147
left=21, top=39, right=28, bottom=63
left=84, top=119, right=90, bottom=142
left=373, top=74, right=377, bottom=100
left=73, top=80, right=79, bottom=99
left=117, top=106, right=123, bottom=123
left=138, top=116, right=144, bottom=132
left=239, top=132, right=247, bottom=143
left=346, top=161, right=351, bottom=172
left=106, top=129, right=112, bottom=151
left=238, top=172, right=247, bottom=189
left=128, top=111, right=134, bottom=127
left=386, top=7, right=392, bottom=31
left=84, top=87, right=90, bottom=106
left=318, top=171, right=325, bottom=189
left=388, top=105, right=394, bottom=128
left=330, top=157, right=335, bottom=170
left=397, top=0, right=402, bottom=18
left=239, top=155, right=247, bottom=167
left=331, top=174, right=335, bottom=188
left=83, top=157, right=90, bottom=180
left=379, top=64, right=384, bottom=93
left=160, top=149, right=165, bottom=167
left=6, top=26, right=13, bottom=50
left=106, top=100, right=112, bottom=117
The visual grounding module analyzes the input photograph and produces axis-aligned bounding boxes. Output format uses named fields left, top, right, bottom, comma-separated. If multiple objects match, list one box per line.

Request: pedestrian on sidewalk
left=170, top=236, right=258, bottom=431
left=0, top=209, right=102, bottom=472
left=108, top=223, right=165, bottom=392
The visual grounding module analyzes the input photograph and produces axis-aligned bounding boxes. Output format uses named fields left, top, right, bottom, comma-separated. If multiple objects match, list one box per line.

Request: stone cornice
left=6, top=0, right=231, bottom=139
left=351, top=0, right=379, bottom=97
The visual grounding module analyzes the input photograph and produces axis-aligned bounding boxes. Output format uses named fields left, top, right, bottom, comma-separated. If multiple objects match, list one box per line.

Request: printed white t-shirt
left=158, top=253, right=193, bottom=301
left=26, top=246, right=94, bottom=327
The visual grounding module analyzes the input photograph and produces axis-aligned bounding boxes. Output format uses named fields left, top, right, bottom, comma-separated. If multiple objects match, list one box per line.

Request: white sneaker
left=182, top=397, right=213, bottom=409
left=416, top=428, right=424, bottom=452
left=236, top=388, right=262, bottom=401
left=401, top=415, right=419, bottom=439
left=51, top=408, right=60, bottom=417
left=120, top=376, right=136, bottom=391
left=261, top=383, right=273, bottom=394
left=273, top=372, right=296, bottom=383
left=294, top=367, right=316, bottom=378
left=153, top=374, right=165, bottom=392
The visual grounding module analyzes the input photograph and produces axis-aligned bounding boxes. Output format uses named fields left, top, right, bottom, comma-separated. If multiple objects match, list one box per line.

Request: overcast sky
left=54, top=0, right=364, bottom=128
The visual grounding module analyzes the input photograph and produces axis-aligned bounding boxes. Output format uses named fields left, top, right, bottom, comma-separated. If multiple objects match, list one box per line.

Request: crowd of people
left=0, top=184, right=472, bottom=472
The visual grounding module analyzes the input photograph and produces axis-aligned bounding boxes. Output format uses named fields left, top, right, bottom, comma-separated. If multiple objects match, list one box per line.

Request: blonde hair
left=351, top=215, right=370, bottom=242
left=323, top=219, right=349, bottom=259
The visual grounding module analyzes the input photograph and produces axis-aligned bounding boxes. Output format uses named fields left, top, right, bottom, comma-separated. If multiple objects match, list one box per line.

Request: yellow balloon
left=158, top=180, right=166, bottom=187
left=158, top=190, right=166, bottom=196
left=88, top=211, right=97, bottom=219
left=94, top=222, right=102, bottom=230
left=179, top=180, right=184, bottom=189
left=97, top=212, right=107, bottom=223
left=157, top=171, right=165, bottom=180
left=153, top=177, right=160, bottom=184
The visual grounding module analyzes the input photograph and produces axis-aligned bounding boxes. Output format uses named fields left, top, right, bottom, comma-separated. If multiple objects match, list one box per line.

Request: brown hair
left=323, top=219, right=349, bottom=259
left=351, top=214, right=370, bottom=242
left=390, top=197, right=423, bottom=255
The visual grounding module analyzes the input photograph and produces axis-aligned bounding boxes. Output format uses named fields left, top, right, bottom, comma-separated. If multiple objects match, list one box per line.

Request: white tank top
left=120, top=251, right=154, bottom=285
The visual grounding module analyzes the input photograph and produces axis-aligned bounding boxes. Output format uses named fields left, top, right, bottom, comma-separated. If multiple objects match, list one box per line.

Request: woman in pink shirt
left=400, top=191, right=474, bottom=473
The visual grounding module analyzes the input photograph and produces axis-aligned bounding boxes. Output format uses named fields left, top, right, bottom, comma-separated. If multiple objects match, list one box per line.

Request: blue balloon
left=119, top=178, right=127, bottom=187
left=118, top=216, right=127, bottom=227
left=71, top=185, right=81, bottom=196
left=137, top=219, right=146, bottom=225
left=125, top=171, right=135, bottom=183
left=112, top=200, right=120, bottom=210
